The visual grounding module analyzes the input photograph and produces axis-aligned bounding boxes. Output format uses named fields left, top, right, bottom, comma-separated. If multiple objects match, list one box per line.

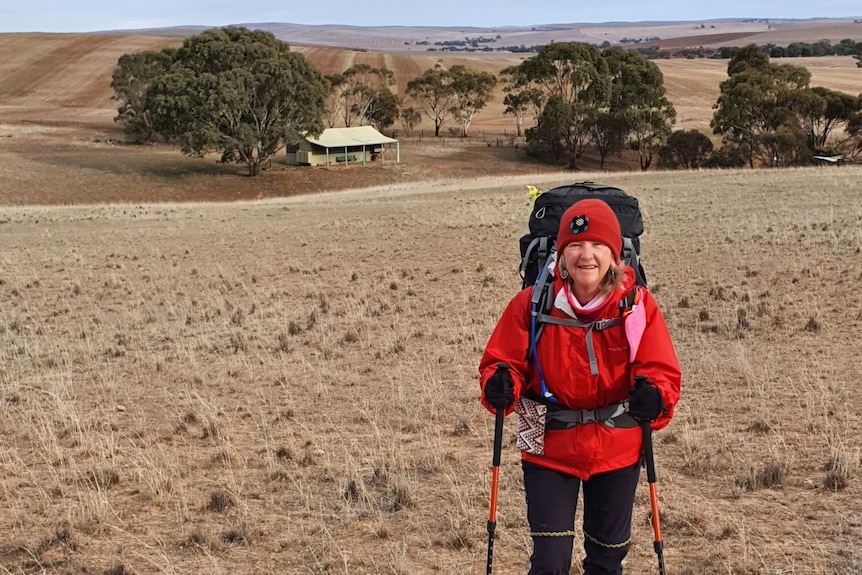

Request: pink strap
left=624, top=289, right=647, bottom=363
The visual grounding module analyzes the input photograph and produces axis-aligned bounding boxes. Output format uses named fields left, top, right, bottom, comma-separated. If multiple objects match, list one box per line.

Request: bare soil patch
left=0, top=130, right=569, bottom=205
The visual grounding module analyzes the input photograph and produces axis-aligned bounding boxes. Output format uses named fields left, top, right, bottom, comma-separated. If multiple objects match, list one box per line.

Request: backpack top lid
left=528, top=182, right=644, bottom=241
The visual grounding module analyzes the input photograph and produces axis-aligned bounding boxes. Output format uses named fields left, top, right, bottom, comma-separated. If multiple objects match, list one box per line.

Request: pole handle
left=492, top=408, right=504, bottom=466
left=491, top=362, right=509, bottom=467
left=634, top=374, right=657, bottom=483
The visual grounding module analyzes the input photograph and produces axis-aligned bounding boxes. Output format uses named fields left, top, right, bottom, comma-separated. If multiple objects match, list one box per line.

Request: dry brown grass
left=1, top=166, right=862, bottom=574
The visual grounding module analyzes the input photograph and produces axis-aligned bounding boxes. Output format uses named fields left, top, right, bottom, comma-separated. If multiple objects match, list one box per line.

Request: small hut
left=286, top=126, right=400, bottom=168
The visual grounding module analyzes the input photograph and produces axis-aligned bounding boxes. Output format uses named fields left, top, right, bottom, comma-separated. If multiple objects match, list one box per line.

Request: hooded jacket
left=479, top=266, right=681, bottom=479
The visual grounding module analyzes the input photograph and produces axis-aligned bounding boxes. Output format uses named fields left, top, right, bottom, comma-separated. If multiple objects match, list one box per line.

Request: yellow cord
left=529, top=531, right=631, bottom=550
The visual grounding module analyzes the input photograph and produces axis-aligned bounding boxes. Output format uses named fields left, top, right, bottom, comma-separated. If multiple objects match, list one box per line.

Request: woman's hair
left=559, top=255, right=627, bottom=296
left=603, top=261, right=628, bottom=294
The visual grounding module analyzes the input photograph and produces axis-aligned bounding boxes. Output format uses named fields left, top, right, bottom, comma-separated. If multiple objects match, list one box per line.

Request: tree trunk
left=640, top=149, right=653, bottom=171
left=248, top=158, right=261, bottom=177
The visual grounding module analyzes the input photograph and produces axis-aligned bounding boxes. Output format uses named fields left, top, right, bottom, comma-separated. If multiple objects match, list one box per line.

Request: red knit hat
left=556, top=199, right=622, bottom=262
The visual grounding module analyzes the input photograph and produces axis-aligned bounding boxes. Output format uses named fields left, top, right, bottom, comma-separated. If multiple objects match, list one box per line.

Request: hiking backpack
left=518, top=182, right=648, bottom=403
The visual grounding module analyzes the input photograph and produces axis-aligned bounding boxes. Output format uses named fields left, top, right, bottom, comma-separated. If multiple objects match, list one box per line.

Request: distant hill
left=112, top=18, right=862, bottom=52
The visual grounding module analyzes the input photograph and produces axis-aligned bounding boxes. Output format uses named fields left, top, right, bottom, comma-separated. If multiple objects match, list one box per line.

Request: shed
left=286, top=126, right=400, bottom=168
left=813, top=155, right=845, bottom=166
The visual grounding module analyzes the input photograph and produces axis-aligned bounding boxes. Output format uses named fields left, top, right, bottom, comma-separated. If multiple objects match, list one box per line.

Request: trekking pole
left=486, top=362, right=509, bottom=575
left=635, top=375, right=667, bottom=575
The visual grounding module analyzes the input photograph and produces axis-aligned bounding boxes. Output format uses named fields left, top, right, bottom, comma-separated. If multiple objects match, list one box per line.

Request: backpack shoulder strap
left=618, top=286, right=638, bottom=316
left=622, top=237, right=648, bottom=287
left=520, top=235, right=551, bottom=287
left=529, top=260, right=555, bottom=350
left=529, top=261, right=558, bottom=403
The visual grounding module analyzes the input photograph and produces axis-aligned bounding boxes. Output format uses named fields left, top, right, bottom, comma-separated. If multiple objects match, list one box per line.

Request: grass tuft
left=207, top=490, right=233, bottom=512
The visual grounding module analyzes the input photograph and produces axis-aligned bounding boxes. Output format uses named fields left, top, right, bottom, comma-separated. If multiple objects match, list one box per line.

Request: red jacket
left=479, top=267, right=681, bottom=479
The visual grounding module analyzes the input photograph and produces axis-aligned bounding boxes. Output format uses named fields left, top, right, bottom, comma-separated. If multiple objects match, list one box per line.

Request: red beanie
left=556, top=199, right=622, bottom=262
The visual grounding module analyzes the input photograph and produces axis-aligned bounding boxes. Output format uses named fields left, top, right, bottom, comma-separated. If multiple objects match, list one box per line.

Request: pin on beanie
left=556, top=199, right=622, bottom=262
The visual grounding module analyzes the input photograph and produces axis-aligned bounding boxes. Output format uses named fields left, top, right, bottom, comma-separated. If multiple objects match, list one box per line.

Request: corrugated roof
left=305, top=126, right=398, bottom=148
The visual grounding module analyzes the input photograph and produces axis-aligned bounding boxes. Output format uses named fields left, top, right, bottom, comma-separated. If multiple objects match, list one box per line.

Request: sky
left=1, top=0, right=860, bottom=33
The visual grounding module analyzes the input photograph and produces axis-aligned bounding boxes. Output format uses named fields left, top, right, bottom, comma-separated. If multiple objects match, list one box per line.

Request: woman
left=479, top=198, right=681, bottom=575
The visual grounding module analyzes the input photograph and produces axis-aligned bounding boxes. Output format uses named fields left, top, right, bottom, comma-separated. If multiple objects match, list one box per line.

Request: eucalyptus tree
left=500, top=65, right=544, bottom=138
left=711, top=45, right=811, bottom=167
left=601, top=46, right=676, bottom=170
left=399, top=107, right=421, bottom=135
left=591, top=112, right=627, bottom=169
left=365, top=89, right=400, bottom=131
left=145, top=27, right=326, bottom=176
left=448, top=65, right=497, bottom=136
left=848, top=106, right=862, bottom=157
left=518, top=42, right=610, bottom=168
left=334, top=64, right=396, bottom=127
left=784, top=86, right=860, bottom=151
left=322, top=73, right=346, bottom=128
left=658, top=129, right=714, bottom=169
left=406, top=65, right=457, bottom=136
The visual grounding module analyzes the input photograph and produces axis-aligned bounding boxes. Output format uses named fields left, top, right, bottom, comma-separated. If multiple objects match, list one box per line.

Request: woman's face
left=561, top=241, right=614, bottom=299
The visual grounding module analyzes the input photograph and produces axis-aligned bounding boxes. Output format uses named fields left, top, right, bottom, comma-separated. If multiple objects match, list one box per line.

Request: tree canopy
left=711, top=44, right=860, bottom=167
left=111, top=49, right=175, bottom=144
left=118, top=27, right=326, bottom=176
left=406, top=65, right=457, bottom=137
left=325, top=64, right=396, bottom=128
left=602, top=46, right=676, bottom=170
left=507, top=42, right=674, bottom=170
left=448, top=65, right=497, bottom=136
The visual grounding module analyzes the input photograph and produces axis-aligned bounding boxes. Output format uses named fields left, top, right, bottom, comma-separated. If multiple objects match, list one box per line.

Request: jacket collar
left=553, top=266, right=636, bottom=319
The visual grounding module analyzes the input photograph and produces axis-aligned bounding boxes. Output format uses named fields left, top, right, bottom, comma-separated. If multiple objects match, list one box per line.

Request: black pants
left=522, top=460, right=640, bottom=575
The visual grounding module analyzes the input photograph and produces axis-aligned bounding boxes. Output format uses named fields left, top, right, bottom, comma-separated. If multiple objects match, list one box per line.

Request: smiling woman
left=478, top=195, right=682, bottom=574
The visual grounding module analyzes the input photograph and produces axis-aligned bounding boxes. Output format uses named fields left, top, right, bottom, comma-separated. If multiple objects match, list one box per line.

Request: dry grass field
left=2, top=167, right=862, bottom=575
left=1, top=21, right=862, bottom=575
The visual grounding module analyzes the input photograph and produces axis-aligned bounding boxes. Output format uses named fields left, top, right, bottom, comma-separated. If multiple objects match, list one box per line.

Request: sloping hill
left=0, top=34, right=182, bottom=128
left=0, top=21, right=859, bottom=136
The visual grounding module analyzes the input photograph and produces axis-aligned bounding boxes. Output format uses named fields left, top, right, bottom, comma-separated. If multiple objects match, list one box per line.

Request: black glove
left=484, top=364, right=515, bottom=410
left=628, top=378, right=665, bottom=420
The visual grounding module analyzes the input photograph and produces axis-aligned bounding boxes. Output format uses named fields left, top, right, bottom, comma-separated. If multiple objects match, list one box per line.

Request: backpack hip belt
left=545, top=401, right=637, bottom=430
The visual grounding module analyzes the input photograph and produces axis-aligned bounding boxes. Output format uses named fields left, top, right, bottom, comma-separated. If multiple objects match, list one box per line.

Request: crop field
left=2, top=28, right=861, bottom=137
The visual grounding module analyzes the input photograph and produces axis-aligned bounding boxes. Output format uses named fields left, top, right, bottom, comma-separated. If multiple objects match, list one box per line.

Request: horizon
left=1, top=1, right=860, bottom=34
